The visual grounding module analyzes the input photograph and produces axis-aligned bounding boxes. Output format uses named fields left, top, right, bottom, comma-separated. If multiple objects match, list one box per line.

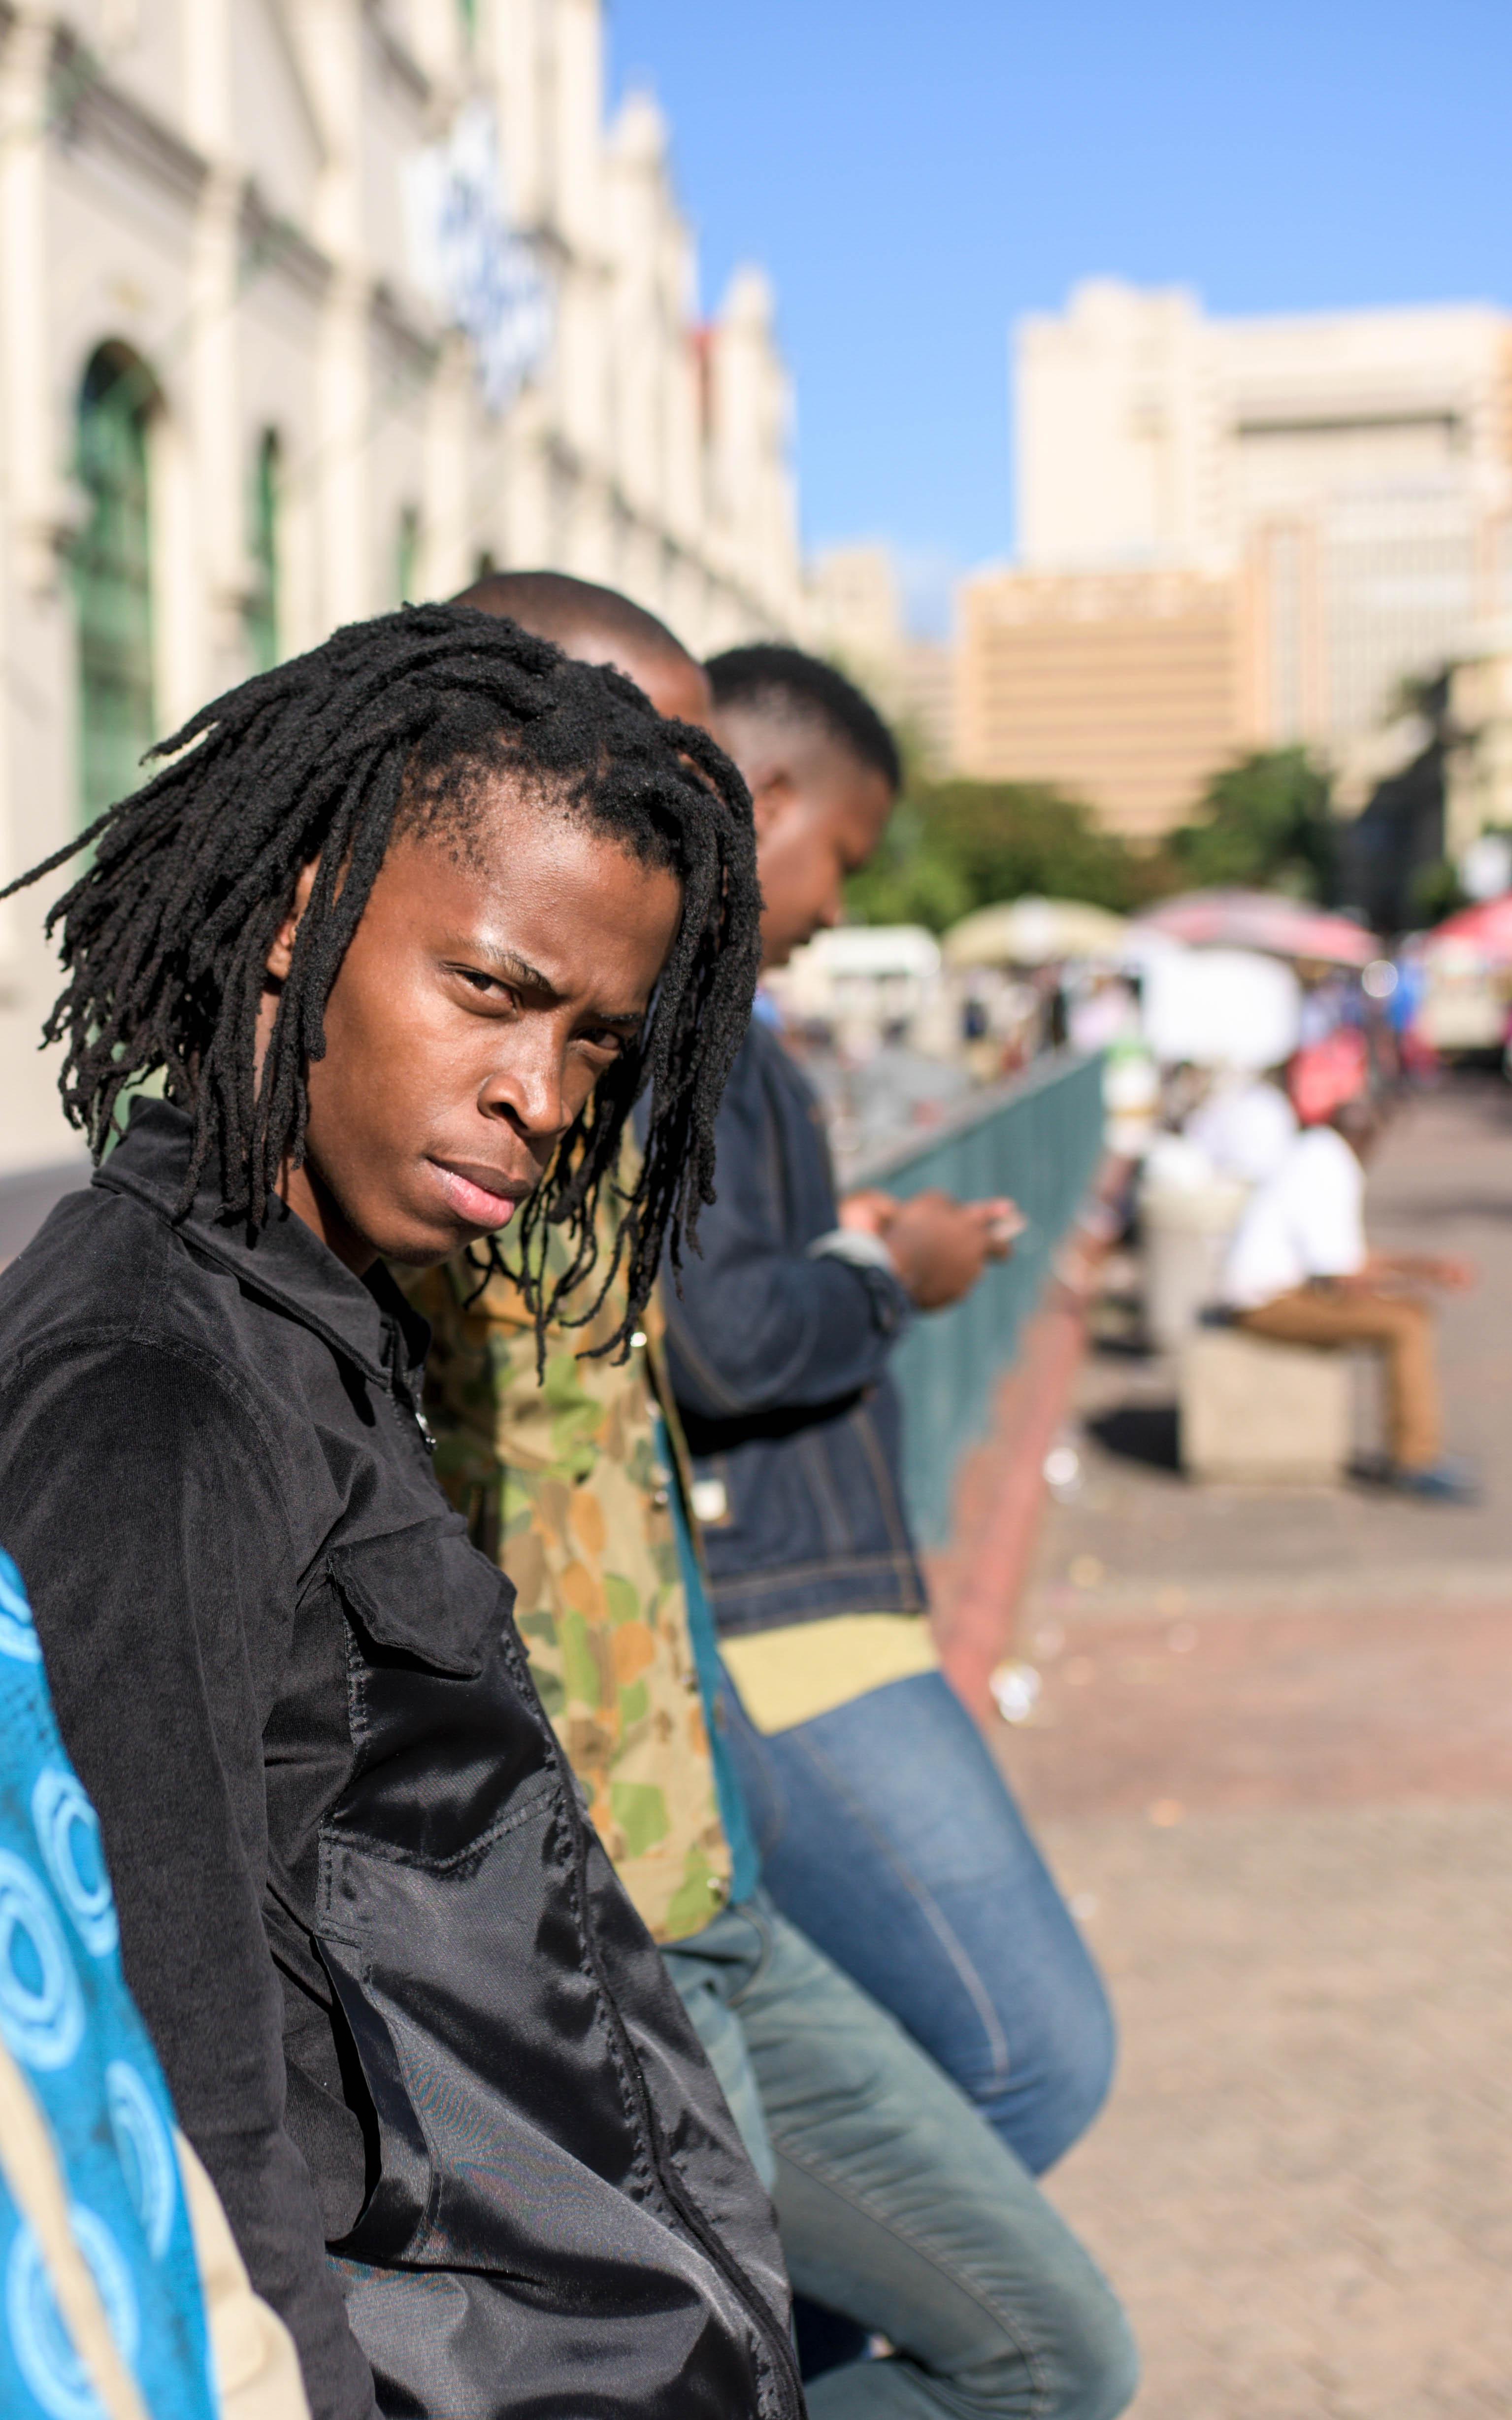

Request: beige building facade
left=809, top=541, right=957, bottom=772
left=956, top=566, right=1243, bottom=841
left=0, top=0, right=804, bottom=1178
left=959, top=279, right=1512, bottom=837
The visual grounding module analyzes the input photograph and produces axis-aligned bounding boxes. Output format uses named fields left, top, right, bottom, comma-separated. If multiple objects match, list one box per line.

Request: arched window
left=74, top=344, right=157, bottom=826
left=246, top=429, right=280, bottom=672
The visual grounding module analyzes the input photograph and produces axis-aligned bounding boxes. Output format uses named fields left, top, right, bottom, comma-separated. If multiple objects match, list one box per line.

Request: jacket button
left=690, top=1477, right=727, bottom=1524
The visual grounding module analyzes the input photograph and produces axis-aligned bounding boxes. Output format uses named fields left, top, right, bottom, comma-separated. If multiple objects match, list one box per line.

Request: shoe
left=1387, top=1457, right=1480, bottom=1505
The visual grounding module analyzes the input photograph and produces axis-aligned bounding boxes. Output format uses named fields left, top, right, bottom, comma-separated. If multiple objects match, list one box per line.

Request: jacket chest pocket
left=324, top=1519, right=556, bottom=1873
left=313, top=1526, right=608, bottom=2275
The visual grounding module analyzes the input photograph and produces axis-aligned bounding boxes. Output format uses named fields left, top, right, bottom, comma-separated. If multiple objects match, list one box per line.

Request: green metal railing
left=849, top=1051, right=1106, bottom=1548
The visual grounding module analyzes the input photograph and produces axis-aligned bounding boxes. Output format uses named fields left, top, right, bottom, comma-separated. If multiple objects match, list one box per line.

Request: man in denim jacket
left=667, top=648, right=1123, bottom=2191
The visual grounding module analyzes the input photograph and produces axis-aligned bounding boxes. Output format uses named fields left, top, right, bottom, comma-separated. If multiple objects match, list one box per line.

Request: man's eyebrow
left=454, top=939, right=648, bottom=1027
left=457, top=939, right=559, bottom=994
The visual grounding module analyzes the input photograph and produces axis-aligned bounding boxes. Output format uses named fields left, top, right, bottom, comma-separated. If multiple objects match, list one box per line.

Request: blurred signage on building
left=406, top=101, right=552, bottom=413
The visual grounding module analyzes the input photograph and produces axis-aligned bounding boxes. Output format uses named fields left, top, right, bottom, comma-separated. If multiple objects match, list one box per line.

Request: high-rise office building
left=959, top=280, right=1512, bottom=837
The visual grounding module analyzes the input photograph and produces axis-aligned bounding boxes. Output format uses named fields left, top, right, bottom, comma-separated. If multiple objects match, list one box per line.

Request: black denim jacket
left=0, top=1104, right=799, bottom=2420
left=663, top=1019, right=928, bottom=1635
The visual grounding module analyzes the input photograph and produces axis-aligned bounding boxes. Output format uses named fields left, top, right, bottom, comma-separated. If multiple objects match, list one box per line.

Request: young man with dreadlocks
left=0, top=605, right=803, bottom=2420
left=411, top=575, right=1137, bottom=2420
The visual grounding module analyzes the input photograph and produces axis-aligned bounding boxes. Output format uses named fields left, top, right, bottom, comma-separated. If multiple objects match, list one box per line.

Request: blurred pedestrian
left=1184, top=1066, right=1297, bottom=1186
left=1389, top=938, right=1438, bottom=1086
left=1068, top=973, right=1137, bottom=1057
left=667, top=645, right=1120, bottom=2182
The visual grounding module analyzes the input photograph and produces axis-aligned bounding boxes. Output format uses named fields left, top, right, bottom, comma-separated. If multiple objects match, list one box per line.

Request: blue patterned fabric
left=0, top=1546, right=216, bottom=2420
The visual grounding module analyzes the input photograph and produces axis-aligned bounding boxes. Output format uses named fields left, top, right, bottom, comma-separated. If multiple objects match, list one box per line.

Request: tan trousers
left=1237, top=1284, right=1442, bottom=1472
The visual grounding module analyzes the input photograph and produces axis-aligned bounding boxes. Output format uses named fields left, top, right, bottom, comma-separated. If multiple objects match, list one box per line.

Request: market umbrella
left=1425, top=892, right=1512, bottom=962
left=1138, top=888, right=1377, bottom=968
left=943, top=896, right=1131, bottom=969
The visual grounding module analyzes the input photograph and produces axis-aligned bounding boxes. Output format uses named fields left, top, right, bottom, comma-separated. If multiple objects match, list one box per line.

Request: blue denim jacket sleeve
left=661, top=1024, right=913, bottom=1421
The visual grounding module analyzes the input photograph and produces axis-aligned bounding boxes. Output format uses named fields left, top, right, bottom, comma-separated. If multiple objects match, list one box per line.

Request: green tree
left=847, top=778, right=1160, bottom=932
left=1167, top=748, right=1336, bottom=900
left=1409, top=858, right=1467, bottom=926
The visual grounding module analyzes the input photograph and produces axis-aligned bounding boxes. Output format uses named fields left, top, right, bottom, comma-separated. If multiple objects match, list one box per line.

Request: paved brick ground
left=1026, top=1804, right=1512, bottom=2420
left=996, top=1077, right=1512, bottom=2419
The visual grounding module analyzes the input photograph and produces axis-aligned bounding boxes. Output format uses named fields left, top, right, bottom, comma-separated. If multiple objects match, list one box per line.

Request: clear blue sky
left=609, top=0, right=1512, bottom=633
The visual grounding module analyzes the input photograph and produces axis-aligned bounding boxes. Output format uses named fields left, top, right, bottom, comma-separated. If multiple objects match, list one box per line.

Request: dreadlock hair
left=706, top=642, right=903, bottom=793
left=1, top=602, right=761, bottom=1357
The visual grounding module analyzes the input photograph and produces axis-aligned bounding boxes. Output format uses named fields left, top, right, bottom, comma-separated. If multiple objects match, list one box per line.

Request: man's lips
left=427, top=1159, right=534, bottom=1230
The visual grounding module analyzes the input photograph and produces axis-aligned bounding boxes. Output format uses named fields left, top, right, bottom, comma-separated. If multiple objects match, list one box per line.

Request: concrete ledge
left=1181, top=1327, right=1352, bottom=1486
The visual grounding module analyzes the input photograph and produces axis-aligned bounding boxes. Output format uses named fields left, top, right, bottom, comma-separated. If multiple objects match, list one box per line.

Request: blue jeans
left=723, top=1669, right=1115, bottom=2178
left=663, top=1894, right=1137, bottom=2420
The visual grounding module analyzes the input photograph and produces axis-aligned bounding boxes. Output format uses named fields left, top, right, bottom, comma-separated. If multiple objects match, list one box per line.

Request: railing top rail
left=844, top=1047, right=1100, bottom=1189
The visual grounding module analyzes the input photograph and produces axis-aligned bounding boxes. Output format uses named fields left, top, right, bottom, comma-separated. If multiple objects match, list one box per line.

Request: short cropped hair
left=457, top=570, right=691, bottom=674
left=706, top=643, right=902, bottom=792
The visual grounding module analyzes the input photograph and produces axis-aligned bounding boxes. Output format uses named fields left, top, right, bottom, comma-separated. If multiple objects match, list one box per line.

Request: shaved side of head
left=453, top=571, right=711, bottom=728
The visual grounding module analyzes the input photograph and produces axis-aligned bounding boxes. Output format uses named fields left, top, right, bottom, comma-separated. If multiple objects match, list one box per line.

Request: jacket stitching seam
left=710, top=1551, right=925, bottom=1595
left=325, top=1773, right=558, bottom=1878
left=1, top=1325, right=298, bottom=1575
left=795, top=1429, right=855, bottom=1556
left=854, top=1404, right=920, bottom=1563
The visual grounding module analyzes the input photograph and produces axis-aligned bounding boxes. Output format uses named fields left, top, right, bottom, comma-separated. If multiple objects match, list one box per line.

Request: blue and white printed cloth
left=0, top=1545, right=216, bottom=2419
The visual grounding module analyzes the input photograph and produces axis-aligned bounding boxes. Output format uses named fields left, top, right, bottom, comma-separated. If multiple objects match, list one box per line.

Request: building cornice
left=363, top=0, right=431, bottom=108
left=370, top=279, right=439, bottom=383
left=553, top=457, right=789, bottom=631
left=50, top=28, right=207, bottom=209
left=240, top=184, right=332, bottom=306
left=264, top=0, right=332, bottom=174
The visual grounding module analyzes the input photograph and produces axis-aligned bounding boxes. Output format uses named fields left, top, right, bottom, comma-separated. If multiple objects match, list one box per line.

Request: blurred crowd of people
left=0, top=580, right=1142, bottom=2417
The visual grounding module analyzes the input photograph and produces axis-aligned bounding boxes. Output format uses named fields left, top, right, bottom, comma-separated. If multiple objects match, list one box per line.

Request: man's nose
left=482, top=1032, right=570, bottom=1143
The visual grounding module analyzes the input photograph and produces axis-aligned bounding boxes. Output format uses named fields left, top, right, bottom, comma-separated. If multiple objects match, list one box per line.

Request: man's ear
left=264, top=860, right=320, bottom=984
left=748, top=768, right=799, bottom=842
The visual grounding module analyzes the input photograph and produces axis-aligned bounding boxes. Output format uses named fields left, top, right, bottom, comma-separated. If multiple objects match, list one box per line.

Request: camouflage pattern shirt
left=405, top=1235, right=736, bottom=1944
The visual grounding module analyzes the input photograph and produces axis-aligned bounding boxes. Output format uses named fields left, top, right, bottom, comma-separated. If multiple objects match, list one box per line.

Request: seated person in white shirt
left=1222, top=1087, right=1475, bottom=1500
left=1186, top=1070, right=1297, bottom=1188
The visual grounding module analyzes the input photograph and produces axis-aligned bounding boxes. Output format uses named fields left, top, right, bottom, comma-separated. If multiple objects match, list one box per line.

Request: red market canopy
left=1426, top=892, right=1512, bottom=963
left=1139, top=889, right=1377, bottom=969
